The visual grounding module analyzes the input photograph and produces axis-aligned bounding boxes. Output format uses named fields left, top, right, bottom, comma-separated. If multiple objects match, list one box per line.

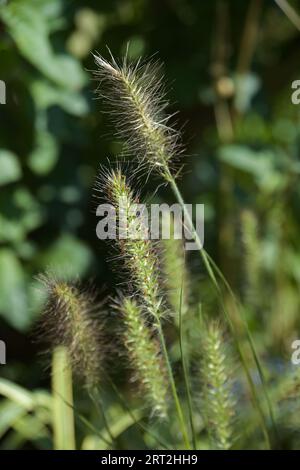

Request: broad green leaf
left=0, top=150, right=22, bottom=186
left=0, top=249, right=29, bottom=330
left=0, top=378, right=34, bottom=410
left=0, top=400, right=25, bottom=439
left=0, top=187, right=43, bottom=244
left=28, top=129, right=59, bottom=175
left=37, top=233, right=93, bottom=278
left=14, top=187, right=44, bottom=232
left=218, top=145, right=286, bottom=192
left=12, top=414, right=51, bottom=441
left=0, top=378, right=52, bottom=413
left=31, top=80, right=89, bottom=116
left=0, top=1, right=86, bottom=89
left=219, top=145, right=272, bottom=176
left=0, top=381, right=52, bottom=447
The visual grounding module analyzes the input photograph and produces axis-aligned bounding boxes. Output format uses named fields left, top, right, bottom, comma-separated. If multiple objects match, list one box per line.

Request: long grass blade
left=178, top=276, right=197, bottom=449
left=274, top=0, right=300, bottom=31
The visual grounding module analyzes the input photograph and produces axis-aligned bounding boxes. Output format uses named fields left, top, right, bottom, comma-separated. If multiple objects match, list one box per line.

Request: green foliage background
left=1, top=0, right=300, bottom=449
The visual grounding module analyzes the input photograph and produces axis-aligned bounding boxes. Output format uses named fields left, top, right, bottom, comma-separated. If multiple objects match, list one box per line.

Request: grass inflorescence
left=200, top=321, right=235, bottom=450
left=97, top=167, right=165, bottom=322
left=93, top=52, right=182, bottom=180
left=119, top=297, right=168, bottom=418
left=38, top=273, right=104, bottom=390
left=93, top=50, right=275, bottom=449
left=31, top=49, right=290, bottom=451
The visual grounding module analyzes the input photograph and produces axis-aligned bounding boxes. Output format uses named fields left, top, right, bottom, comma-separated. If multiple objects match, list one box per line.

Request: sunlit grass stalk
left=156, top=321, right=191, bottom=448
left=274, top=0, right=300, bottom=32
left=52, top=346, right=76, bottom=450
left=178, top=280, right=197, bottom=449
left=161, top=216, right=189, bottom=321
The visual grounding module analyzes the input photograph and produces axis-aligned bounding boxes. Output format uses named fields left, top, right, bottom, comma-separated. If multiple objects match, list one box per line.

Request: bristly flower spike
left=38, top=273, right=103, bottom=390
left=119, top=297, right=168, bottom=418
left=93, top=52, right=182, bottom=180
left=200, top=320, right=235, bottom=450
left=97, top=167, right=164, bottom=323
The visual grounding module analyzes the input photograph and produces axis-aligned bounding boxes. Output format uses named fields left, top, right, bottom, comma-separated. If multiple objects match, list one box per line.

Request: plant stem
left=52, top=347, right=76, bottom=450
left=54, top=390, right=113, bottom=447
left=168, top=174, right=272, bottom=449
left=236, top=0, right=262, bottom=77
left=155, top=320, right=191, bottom=449
left=274, top=0, right=300, bottom=31
left=107, top=376, right=171, bottom=450
left=178, top=278, right=197, bottom=449
left=89, top=387, right=115, bottom=444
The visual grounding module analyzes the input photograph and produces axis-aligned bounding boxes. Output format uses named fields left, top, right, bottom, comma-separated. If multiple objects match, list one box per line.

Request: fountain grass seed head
left=200, top=320, right=235, bottom=450
left=118, top=296, right=168, bottom=418
left=96, top=166, right=165, bottom=322
left=93, top=52, right=182, bottom=181
left=37, top=273, right=104, bottom=390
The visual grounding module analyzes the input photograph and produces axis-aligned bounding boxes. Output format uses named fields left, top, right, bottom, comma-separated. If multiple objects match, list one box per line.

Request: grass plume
left=97, top=167, right=164, bottom=322
left=93, top=52, right=181, bottom=179
left=200, top=321, right=235, bottom=450
left=119, top=297, right=168, bottom=418
left=38, top=274, right=103, bottom=390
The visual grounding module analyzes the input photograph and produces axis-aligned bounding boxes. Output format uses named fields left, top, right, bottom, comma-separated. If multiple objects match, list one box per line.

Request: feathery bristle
left=119, top=297, right=168, bottom=418
left=200, top=321, right=235, bottom=450
left=38, top=273, right=103, bottom=389
left=98, top=167, right=165, bottom=321
left=93, top=52, right=182, bottom=180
